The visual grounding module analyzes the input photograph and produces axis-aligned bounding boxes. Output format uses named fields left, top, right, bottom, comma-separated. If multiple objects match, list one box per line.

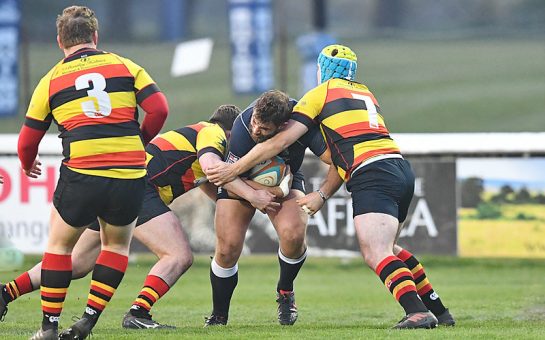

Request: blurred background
left=1, top=0, right=544, bottom=132
left=1, top=0, right=545, bottom=263
left=1, top=3, right=544, bottom=336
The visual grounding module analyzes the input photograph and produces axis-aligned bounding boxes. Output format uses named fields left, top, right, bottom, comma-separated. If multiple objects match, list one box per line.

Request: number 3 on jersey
left=75, top=73, right=112, bottom=118
left=351, top=93, right=379, bottom=129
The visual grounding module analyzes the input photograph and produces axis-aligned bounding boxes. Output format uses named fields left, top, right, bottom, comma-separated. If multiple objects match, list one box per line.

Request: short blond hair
left=56, top=6, right=98, bottom=49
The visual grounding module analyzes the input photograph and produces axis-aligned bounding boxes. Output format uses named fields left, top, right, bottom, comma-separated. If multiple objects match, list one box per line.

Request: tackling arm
left=206, top=120, right=308, bottom=186
left=199, top=152, right=280, bottom=212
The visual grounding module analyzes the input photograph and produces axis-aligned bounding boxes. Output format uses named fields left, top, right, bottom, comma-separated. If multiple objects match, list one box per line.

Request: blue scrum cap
left=317, top=44, right=357, bottom=83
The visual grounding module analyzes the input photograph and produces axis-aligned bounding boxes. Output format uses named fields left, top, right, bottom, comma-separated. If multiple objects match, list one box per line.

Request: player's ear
left=92, top=31, right=98, bottom=45
left=57, top=35, right=63, bottom=50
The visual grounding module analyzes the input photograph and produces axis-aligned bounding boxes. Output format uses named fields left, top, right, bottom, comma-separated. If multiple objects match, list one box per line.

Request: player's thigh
left=354, top=212, right=399, bottom=268
left=48, top=206, right=87, bottom=253
left=214, top=198, right=255, bottom=254
left=134, top=210, right=191, bottom=258
left=268, top=189, right=308, bottom=242
left=71, top=228, right=101, bottom=278
left=98, top=218, right=136, bottom=254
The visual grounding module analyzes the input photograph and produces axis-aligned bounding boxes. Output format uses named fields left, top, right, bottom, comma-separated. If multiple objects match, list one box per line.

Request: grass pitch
left=1, top=255, right=544, bottom=339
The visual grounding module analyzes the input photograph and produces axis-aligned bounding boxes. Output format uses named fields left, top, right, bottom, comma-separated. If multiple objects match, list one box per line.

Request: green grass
left=2, top=38, right=544, bottom=134
left=1, top=255, right=545, bottom=339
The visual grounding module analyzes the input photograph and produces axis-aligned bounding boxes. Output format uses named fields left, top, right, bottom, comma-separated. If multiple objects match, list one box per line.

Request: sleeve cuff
left=136, top=83, right=161, bottom=104
left=24, top=116, right=52, bottom=131
left=291, top=111, right=316, bottom=129
left=197, top=147, right=224, bottom=159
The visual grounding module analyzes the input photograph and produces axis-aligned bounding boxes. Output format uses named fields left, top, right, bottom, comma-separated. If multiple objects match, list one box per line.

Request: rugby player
left=2, top=105, right=281, bottom=330
left=204, top=90, right=342, bottom=327
left=207, top=45, right=455, bottom=329
left=16, top=6, right=169, bottom=339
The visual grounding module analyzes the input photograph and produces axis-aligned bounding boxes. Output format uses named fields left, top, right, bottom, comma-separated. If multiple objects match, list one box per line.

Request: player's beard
left=250, top=128, right=277, bottom=143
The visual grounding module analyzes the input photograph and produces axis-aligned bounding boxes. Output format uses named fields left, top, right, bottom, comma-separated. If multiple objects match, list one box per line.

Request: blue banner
left=228, top=0, right=273, bottom=94
left=0, top=0, right=19, bottom=117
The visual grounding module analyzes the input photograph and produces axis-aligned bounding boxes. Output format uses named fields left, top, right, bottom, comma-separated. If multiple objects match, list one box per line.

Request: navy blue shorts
left=217, top=170, right=306, bottom=200
left=346, top=158, right=414, bottom=223
left=53, top=166, right=145, bottom=228
left=88, top=179, right=170, bottom=231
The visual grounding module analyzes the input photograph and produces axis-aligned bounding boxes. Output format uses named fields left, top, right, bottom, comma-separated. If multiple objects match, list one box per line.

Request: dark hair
left=253, top=90, right=291, bottom=127
left=209, top=104, right=241, bottom=131
left=56, top=6, right=98, bottom=49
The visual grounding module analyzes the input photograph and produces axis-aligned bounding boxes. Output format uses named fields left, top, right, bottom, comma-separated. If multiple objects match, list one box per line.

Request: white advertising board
left=0, top=156, right=62, bottom=254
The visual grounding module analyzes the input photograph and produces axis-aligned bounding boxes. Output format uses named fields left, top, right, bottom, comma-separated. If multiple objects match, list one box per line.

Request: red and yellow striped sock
left=375, top=255, right=427, bottom=315
left=132, top=275, right=170, bottom=313
left=84, top=250, right=128, bottom=323
left=3, top=272, right=35, bottom=302
left=40, top=253, right=72, bottom=331
left=398, top=248, right=447, bottom=316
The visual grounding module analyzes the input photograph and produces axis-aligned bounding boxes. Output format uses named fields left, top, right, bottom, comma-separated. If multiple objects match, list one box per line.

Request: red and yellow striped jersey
left=292, top=78, right=400, bottom=181
left=24, top=48, right=161, bottom=179
left=145, top=122, right=228, bottom=204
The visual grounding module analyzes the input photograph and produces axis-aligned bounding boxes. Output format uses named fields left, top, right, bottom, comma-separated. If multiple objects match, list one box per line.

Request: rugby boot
left=58, top=316, right=94, bottom=339
left=122, top=309, right=176, bottom=329
left=204, top=314, right=227, bottom=327
left=29, top=328, right=58, bottom=340
left=436, top=308, right=455, bottom=326
left=393, top=311, right=438, bottom=329
left=276, top=290, right=298, bottom=325
left=0, top=283, right=8, bottom=321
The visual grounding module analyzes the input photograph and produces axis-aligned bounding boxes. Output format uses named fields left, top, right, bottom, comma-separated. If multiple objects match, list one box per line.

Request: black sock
left=1, top=286, right=13, bottom=303
left=210, top=260, right=238, bottom=318
left=277, top=249, right=307, bottom=292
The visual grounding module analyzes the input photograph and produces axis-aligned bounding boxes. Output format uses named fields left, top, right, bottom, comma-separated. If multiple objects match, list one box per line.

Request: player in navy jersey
left=207, top=44, right=455, bottom=329
left=205, top=90, right=342, bottom=326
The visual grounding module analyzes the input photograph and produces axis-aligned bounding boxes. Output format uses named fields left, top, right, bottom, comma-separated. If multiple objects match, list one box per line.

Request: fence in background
left=1, top=133, right=545, bottom=257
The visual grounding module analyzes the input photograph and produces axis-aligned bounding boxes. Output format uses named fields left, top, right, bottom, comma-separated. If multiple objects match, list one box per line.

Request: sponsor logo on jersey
left=226, top=152, right=240, bottom=164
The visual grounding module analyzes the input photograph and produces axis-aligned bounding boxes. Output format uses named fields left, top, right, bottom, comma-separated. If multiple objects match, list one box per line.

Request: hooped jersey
left=24, top=48, right=161, bottom=179
left=226, top=99, right=327, bottom=181
left=291, top=78, right=400, bottom=181
left=145, top=121, right=228, bottom=204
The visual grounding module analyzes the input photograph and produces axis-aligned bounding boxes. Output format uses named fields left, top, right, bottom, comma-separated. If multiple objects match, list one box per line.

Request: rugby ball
left=248, top=156, right=287, bottom=187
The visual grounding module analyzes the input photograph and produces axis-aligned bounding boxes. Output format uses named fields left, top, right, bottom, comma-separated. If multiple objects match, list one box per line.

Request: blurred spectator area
left=4, top=0, right=544, bottom=134
left=22, top=0, right=545, bottom=43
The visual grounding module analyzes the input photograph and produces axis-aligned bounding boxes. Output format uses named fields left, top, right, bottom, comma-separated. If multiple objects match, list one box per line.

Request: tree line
left=460, top=177, right=545, bottom=208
